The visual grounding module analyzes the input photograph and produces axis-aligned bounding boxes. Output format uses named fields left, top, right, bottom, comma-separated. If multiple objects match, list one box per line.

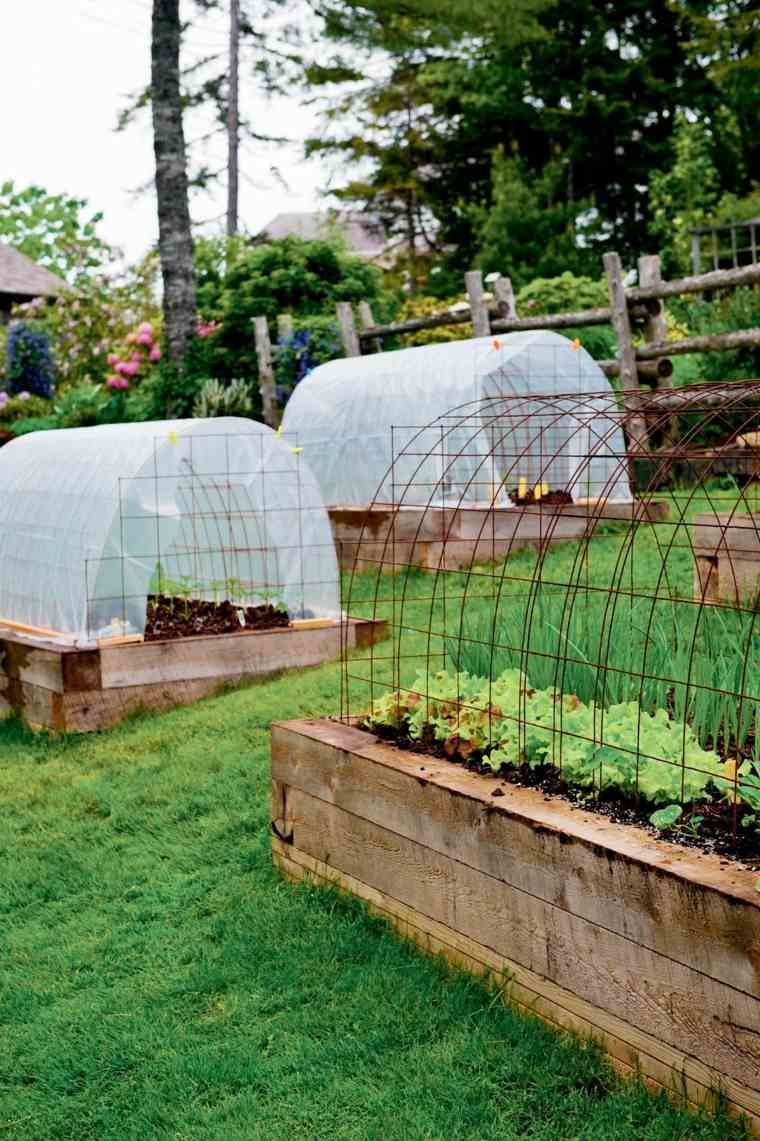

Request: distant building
left=260, top=210, right=430, bottom=267
left=0, top=242, right=66, bottom=322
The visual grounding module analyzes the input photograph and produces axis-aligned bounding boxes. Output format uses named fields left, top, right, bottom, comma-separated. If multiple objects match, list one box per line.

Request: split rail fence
left=253, top=253, right=760, bottom=453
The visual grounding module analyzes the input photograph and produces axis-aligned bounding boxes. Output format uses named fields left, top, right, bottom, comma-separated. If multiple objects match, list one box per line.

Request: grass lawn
left=0, top=655, right=749, bottom=1139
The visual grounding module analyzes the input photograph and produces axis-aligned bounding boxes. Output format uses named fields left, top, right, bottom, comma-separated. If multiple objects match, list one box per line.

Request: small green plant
left=192, top=377, right=253, bottom=418
left=680, top=814, right=704, bottom=840
left=649, top=805, right=683, bottom=831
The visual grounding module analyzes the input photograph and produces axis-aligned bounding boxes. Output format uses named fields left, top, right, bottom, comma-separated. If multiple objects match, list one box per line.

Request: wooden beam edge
left=272, top=837, right=760, bottom=1132
left=270, top=719, right=760, bottom=909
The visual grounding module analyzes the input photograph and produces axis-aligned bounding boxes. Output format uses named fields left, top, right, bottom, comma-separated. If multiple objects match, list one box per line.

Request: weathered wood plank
left=465, top=270, right=491, bottom=337
left=99, top=621, right=375, bottom=690
left=253, top=315, right=279, bottom=428
left=638, top=327, right=760, bottom=361
left=271, top=721, right=760, bottom=997
left=336, top=301, right=360, bottom=357
left=0, top=639, right=64, bottom=693
left=273, top=836, right=760, bottom=1132
left=278, top=783, right=760, bottom=1093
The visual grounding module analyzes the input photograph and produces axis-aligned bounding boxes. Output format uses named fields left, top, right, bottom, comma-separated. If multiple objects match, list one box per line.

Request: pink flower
left=107, top=375, right=129, bottom=390
left=130, top=351, right=142, bottom=363
left=149, top=343, right=161, bottom=362
left=197, top=318, right=221, bottom=338
left=137, top=321, right=153, bottom=338
left=0, top=392, right=8, bottom=405
left=116, top=360, right=140, bottom=378
left=136, top=331, right=153, bottom=346
left=107, top=353, right=120, bottom=365
left=18, top=391, right=30, bottom=401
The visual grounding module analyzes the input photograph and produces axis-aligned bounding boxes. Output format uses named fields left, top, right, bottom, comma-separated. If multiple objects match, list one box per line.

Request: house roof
left=0, top=242, right=66, bottom=299
left=261, top=211, right=389, bottom=259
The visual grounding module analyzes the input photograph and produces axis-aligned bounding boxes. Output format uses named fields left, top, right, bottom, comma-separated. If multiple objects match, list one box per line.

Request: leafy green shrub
left=515, top=272, right=608, bottom=315
left=53, top=383, right=118, bottom=428
left=193, top=235, right=397, bottom=414
left=393, top=294, right=472, bottom=348
left=677, top=286, right=760, bottom=383
left=516, top=272, right=615, bottom=360
left=193, top=378, right=253, bottom=418
left=0, top=393, right=51, bottom=423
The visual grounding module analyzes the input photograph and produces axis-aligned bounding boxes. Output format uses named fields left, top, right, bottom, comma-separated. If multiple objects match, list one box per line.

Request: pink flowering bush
left=104, top=320, right=161, bottom=391
left=12, top=253, right=162, bottom=392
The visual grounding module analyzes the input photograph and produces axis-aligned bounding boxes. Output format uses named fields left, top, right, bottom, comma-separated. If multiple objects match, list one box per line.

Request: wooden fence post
left=603, top=251, right=649, bottom=455
left=637, top=256, right=671, bottom=388
left=253, top=316, right=279, bottom=428
left=465, top=270, right=491, bottom=337
left=336, top=301, right=360, bottom=357
left=358, top=301, right=381, bottom=353
left=493, top=275, right=517, bottom=319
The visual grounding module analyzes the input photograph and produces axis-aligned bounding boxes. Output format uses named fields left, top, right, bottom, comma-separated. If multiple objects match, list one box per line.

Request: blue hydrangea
left=6, top=323, right=56, bottom=400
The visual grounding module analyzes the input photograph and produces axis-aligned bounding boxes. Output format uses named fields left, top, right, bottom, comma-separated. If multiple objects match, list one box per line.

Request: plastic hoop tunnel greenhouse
left=282, top=330, right=632, bottom=507
left=0, top=417, right=339, bottom=645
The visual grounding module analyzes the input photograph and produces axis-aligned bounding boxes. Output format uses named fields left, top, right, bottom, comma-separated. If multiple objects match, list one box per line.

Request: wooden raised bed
left=0, top=619, right=384, bottom=733
left=694, top=510, right=760, bottom=606
left=271, top=718, right=760, bottom=1131
left=329, top=500, right=669, bottom=571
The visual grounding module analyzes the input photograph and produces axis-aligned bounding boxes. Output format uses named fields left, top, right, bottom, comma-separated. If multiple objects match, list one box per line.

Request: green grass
left=0, top=663, right=749, bottom=1138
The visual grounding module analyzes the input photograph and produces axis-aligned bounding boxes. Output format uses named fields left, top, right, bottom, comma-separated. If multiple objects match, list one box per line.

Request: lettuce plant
left=365, top=668, right=732, bottom=806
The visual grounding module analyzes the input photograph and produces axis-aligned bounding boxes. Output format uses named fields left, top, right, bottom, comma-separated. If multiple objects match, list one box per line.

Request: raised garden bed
left=328, top=499, right=669, bottom=572
left=0, top=618, right=385, bottom=732
left=271, top=717, right=760, bottom=1132
left=694, top=510, right=760, bottom=606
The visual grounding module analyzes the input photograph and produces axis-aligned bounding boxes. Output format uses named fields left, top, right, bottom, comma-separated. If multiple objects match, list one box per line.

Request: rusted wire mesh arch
left=340, top=383, right=760, bottom=851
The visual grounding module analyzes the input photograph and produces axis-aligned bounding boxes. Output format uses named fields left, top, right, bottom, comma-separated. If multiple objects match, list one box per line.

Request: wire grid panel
left=85, top=428, right=339, bottom=640
left=340, top=383, right=760, bottom=853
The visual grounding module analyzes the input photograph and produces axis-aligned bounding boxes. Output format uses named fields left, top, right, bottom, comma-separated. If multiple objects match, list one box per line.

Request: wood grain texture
left=271, top=718, right=760, bottom=1128
left=279, top=784, right=760, bottom=1092
left=328, top=502, right=664, bottom=571
left=271, top=722, right=760, bottom=996
left=0, top=621, right=384, bottom=732
left=272, top=837, right=760, bottom=1133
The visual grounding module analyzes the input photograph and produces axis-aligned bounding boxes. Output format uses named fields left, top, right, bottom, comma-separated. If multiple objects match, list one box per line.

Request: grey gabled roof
left=261, top=211, right=387, bottom=258
left=0, top=242, right=66, bottom=298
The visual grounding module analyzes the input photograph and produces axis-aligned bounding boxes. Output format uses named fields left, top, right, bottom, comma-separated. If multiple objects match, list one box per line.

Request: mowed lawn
left=0, top=662, right=748, bottom=1140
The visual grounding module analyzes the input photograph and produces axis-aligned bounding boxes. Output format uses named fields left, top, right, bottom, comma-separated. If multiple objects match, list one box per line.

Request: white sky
left=1, top=0, right=329, bottom=261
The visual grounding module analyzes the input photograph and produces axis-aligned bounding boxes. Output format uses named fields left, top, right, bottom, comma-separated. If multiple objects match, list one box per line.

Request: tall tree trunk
left=227, top=0, right=240, bottom=236
left=151, top=0, right=196, bottom=375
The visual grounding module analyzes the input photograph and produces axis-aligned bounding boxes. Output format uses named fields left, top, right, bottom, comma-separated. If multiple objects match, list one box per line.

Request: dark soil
left=145, top=595, right=289, bottom=642
left=507, top=487, right=574, bottom=507
left=367, top=722, right=760, bottom=868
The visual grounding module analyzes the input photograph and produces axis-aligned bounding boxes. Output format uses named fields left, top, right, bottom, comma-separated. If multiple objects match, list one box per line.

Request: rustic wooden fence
left=691, top=218, right=760, bottom=274
left=253, top=253, right=760, bottom=451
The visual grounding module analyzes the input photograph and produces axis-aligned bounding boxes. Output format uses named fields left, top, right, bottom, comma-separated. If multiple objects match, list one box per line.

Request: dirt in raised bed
left=367, top=721, right=760, bottom=868
left=507, top=487, right=574, bottom=507
left=144, top=594, right=290, bottom=642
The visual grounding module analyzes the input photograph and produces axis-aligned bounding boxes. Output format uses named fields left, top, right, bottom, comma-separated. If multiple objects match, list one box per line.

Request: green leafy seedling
left=681, top=814, right=704, bottom=840
left=649, top=804, right=682, bottom=831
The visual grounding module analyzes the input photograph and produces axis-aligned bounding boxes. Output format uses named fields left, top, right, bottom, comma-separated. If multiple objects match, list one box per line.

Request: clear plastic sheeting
left=0, top=417, right=339, bottom=645
left=282, top=330, right=632, bottom=506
